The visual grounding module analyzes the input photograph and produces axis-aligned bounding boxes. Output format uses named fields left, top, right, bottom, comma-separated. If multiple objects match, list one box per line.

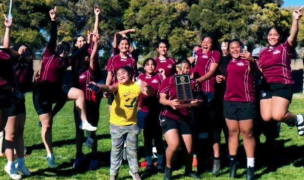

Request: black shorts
left=160, top=116, right=191, bottom=135
left=260, top=83, right=293, bottom=102
left=8, top=98, right=26, bottom=116
left=0, top=90, right=11, bottom=109
left=224, top=101, right=256, bottom=121
left=33, top=83, right=69, bottom=115
left=107, top=93, right=114, bottom=105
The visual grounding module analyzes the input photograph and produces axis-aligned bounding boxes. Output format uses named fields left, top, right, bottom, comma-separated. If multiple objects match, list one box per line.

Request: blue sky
left=282, top=0, right=303, bottom=7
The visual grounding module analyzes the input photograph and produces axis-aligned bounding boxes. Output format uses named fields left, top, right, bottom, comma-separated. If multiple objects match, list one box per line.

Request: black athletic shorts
left=0, top=90, right=11, bottom=109
left=160, top=116, right=191, bottom=135
left=33, top=83, right=70, bottom=115
left=8, top=98, right=26, bottom=116
left=224, top=101, right=256, bottom=121
left=260, top=83, right=293, bottom=102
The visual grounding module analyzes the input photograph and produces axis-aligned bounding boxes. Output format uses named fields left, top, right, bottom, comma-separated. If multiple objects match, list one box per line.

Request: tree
left=124, top=0, right=199, bottom=61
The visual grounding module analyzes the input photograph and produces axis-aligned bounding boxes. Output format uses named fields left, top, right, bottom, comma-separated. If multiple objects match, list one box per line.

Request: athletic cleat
left=79, top=121, right=97, bottom=131
left=89, top=159, right=99, bottom=170
left=185, top=171, right=201, bottom=179
left=230, top=161, right=239, bottom=178
left=246, top=167, right=255, bottom=180
left=296, top=114, right=304, bottom=136
left=212, top=159, right=221, bottom=175
left=73, top=156, right=85, bottom=169
left=164, top=166, right=172, bottom=180
left=16, top=163, right=31, bottom=176
left=47, top=156, right=57, bottom=168
left=129, top=170, right=141, bottom=180
left=4, top=164, right=22, bottom=180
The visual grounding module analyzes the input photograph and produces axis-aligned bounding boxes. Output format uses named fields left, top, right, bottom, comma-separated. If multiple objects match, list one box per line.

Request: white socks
left=47, top=153, right=55, bottom=159
left=247, top=157, right=255, bottom=168
left=297, top=114, right=303, bottom=125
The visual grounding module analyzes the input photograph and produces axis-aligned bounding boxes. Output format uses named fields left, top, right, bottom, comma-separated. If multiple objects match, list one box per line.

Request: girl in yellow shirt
left=90, top=66, right=152, bottom=180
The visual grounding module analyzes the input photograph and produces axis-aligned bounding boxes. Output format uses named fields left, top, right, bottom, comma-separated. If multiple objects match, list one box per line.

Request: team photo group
left=0, top=3, right=304, bottom=180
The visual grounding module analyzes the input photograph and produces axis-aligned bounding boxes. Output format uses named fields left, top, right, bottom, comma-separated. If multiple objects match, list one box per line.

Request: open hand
left=293, top=6, right=303, bottom=20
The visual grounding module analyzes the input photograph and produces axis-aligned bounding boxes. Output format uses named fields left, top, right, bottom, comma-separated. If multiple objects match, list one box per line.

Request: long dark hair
left=72, top=35, right=86, bottom=53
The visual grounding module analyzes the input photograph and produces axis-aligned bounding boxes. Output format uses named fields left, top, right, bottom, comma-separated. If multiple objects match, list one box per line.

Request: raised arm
left=90, top=33, right=100, bottom=70
left=93, top=8, right=100, bottom=33
left=48, top=7, right=58, bottom=52
left=113, top=29, right=136, bottom=48
left=288, top=7, right=303, bottom=47
left=3, top=15, right=12, bottom=48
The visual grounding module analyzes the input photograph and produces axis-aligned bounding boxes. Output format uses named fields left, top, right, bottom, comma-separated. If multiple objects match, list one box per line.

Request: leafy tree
left=124, top=0, right=199, bottom=60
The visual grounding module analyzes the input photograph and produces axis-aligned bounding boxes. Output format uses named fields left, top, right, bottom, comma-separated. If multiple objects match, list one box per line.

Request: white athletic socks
left=297, top=114, right=303, bottom=125
left=247, top=157, right=255, bottom=168
left=7, top=161, right=14, bottom=168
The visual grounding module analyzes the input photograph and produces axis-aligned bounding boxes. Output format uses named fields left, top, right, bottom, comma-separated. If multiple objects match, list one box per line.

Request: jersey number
left=125, top=97, right=137, bottom=108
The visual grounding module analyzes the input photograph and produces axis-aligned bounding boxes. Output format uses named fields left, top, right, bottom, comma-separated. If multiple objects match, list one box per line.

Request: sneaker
left=212, top=159, right=221, bottom=175
left=192, top=156, right=198, bottom=167
left=47, top=156, right=57, bottom=168
left=229, top=161, right=239, bottom=178
left=79, top=121, right=97, bottom=131
left=4, top=164, right=21, bottom=180
left=247, top=167, right=255, bottom=180
left=296, top=114, right=304, bottom=136
left=129, top=170, right=141, bottom=180
left=89, top=159, right=99, bottom=170
left=73, top=156, right=85, bottom=169
left=185, top=171, right=201, bottom=179
left=16, top=163, right=31, bottom=176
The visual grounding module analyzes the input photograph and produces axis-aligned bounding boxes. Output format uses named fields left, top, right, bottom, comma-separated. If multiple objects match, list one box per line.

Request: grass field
left=1, top=93, right=304, bottom=180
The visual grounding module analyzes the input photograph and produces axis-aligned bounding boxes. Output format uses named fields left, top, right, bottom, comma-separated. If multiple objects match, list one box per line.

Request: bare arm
left=96, top=83, right=118, bottom=93
left=3, top=16, right=12, bottom=48
left=113, top=29, right=135, bottom=48
left=90, top=34, right=100, bottom=70
left=140, top=81, right=153, bottom=96
left=196, top=63, right=219, bottom=83
left=159, top=93, right=180, bottom=110
left=288, top=7, right=303, bottom=47
left=93, top=8, right=100, bottom=33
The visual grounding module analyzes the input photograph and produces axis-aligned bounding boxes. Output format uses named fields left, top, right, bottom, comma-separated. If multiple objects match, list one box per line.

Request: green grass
left=1, top=93, right=304, bottom=179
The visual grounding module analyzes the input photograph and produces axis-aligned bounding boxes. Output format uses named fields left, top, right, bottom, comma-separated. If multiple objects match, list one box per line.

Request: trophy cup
left=175, top=74, right=193, bottom=108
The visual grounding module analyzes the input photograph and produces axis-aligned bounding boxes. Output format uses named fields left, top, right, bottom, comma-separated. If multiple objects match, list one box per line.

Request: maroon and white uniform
left=192, top=50, right=221, bottom=93
left=258, top=41, right=293, bottom=85
left=0, top=49, right=14, bottom=90
left=78, top=67, right=98, bottom=102
left=155, top=57, right=176, bottom=78
left=159, top=76, right=195, bottom=121
left=138, top=73, right=163, bottom=113
left=224, top=58, right=254, bottom=102
left=106, top=54, right=136, bottom=83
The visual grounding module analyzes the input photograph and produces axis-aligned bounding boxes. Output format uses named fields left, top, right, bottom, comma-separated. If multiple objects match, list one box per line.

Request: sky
left=282, top=0, right=303, bottom=7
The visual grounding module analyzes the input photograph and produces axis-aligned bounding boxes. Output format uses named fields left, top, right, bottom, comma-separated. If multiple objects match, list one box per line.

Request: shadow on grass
left=26, top=134, right=111, bottom=155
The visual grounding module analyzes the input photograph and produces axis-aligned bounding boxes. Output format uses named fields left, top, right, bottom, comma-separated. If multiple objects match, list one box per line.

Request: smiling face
left=267, top=28, right=280, bottom=46
left=221, top=42, right=228, bottom=55
left=176, top=62, right=191, bottom=75
left=75, top=36, right=87, bottom=49
left=116, top=68, right=131, bottom=84
left=229, top=41, right=241, bottom=59
left=157, top=43, right=168, bottom=57
left=201, top=37, right=213, bottom=54
left=118, top=39, right=130, bottom=54
left=144, top=60, right=155, bottom=74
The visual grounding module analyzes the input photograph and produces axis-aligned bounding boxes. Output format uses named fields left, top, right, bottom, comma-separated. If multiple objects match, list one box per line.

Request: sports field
left=1, top=93, right=304, bottom=180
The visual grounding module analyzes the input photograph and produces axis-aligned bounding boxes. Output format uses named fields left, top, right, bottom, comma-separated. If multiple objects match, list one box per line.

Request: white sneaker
left=47, top=156, right=57, bottom=168
left=79, top=121, right=97, bottom=131
left=16, top=163, right=31, bottom=176
left=4, top=164, right=22, bottom=180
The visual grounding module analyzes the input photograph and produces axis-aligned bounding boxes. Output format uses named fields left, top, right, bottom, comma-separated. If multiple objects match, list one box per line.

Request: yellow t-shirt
left=110, top=82, right=142, bottom=126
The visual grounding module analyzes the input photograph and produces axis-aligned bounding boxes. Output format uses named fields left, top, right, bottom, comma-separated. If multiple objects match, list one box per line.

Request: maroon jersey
left=192, top=50, right=220, bottom=93
left=78, top=68, right=97, bottom=102
left=106, top=54, right=136, bottom=83
left=13, top=57, right=34, bottom=93
left=224, top=58, right=255, bottom=102
left=155, top=57, right=176, bottom=78
left=0, top=49, right=14, bottom=89
left=138, top=73, right=163, bottom=113
left=40, top=46, right=70, bottom=84
left=258, top=41, right=293, bottom=85
left=159, top=76, right=192, bottom=121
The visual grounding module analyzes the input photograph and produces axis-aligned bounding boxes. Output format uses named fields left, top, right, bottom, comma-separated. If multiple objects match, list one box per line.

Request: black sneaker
left=212, top=159, right=221, bottom=175
left=296, top=114, right=304, bottom=136
left=185, top=171, right=201, bottom=179
left=229, top=161, right=239, bottom=178
left=164, top=166, right=172, bottom=180
left=246, top=167, right=255, bottom=180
